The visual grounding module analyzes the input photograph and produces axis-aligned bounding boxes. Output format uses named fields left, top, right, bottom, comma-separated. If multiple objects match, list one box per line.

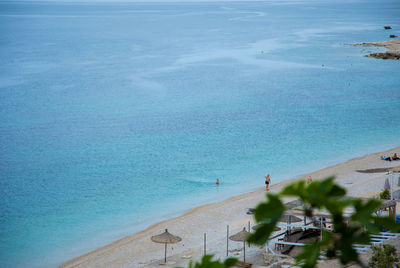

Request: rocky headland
left=354, top=39, right=400, bottom=60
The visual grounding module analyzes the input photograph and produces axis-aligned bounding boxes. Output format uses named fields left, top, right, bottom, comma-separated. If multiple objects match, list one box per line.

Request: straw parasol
left=151, top=229, right=182, bottom=263
left=252, top=224, right=281, bottom=232
left=279, top=214, right=302, bottom=223
left=384, top=178, right=391, bottom=190
left=229, top=227, right=250, bottom=262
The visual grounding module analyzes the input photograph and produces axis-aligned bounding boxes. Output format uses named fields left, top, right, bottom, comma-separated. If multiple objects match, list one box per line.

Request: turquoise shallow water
left=0, top=0, right=400, bottom=267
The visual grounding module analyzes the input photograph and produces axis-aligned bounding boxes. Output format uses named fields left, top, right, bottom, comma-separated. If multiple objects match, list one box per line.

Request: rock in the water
left=384, top=26, right=392, bottom=29
left=390, top=35, right=398, bottom=38
left=367, top=51, right=400, bottom=60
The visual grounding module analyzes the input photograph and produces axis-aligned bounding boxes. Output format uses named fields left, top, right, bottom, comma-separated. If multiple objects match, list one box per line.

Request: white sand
left=61, top=147, right=400, bottom=268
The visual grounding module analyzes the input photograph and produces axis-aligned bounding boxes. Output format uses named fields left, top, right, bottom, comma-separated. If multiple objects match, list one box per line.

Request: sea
left=0, top=0, right=399, bottom=267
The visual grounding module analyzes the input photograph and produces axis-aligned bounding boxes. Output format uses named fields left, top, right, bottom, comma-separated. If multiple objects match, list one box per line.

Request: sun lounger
left=246, top=208, right=255, bottom=215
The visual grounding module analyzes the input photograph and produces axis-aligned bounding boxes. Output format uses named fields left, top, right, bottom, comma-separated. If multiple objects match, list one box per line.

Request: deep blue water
left=0, top=0, right=399, bottom=267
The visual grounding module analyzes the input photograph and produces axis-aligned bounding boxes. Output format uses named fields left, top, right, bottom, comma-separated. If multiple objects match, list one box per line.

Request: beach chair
left=246, top=208, right=255, bottom=215
left=275, top=238, right=285, bottom=251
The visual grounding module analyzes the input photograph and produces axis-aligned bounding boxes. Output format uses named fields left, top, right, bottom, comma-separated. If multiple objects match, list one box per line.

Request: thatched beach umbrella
left=151, top=229, right=182, bottom=263
left=229, top=227, right=250, bottom=262
left=384, top=178, right=391, bottom=190
left=252, top=224, right=281, bottom=232
left=279, top=215, right=302, bottom=223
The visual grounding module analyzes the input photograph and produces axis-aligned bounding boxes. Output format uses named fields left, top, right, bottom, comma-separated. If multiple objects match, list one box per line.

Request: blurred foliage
left=368, top=244, right=400, bottom=268
left=177, top=255, right=237, bottom=268
left=380, top=189, right=391, bottom=200
left=248, top=177, right=400, bottom=268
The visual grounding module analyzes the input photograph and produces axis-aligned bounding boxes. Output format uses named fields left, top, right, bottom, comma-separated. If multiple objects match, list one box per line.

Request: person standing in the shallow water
left=216, top=178, right=219, bottom=185
left=265, top=174, right=271, bottom=191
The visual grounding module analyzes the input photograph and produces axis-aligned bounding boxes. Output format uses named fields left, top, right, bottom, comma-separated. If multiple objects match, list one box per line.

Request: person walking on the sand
left=265, top=174, right=271, bottom=191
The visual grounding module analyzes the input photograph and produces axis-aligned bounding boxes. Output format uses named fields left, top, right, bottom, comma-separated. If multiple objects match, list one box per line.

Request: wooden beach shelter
left=229, top=227, right=251, bottom=262
left=252, top=224, right=281, bottom=232
left=380, top=200, right=397, bottom=219
left=151, top=229, right=182, bottom=263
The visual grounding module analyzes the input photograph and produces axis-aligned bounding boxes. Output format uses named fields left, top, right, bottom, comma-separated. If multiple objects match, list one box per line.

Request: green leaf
left=339, top=246, right=359, bottom=264
left=247, top=222, right=276, bottom=245
left=248, top=194, right=285, bottom=245
left=295, top=241, right=322, bottom=268
left=281, top=180, right=306, bottom=197
left=352, top=199, right=382, bottom=220
left=253, top=193, right=285, bottom=223
left=303, top=177, right=346, bottom=210
left=177, top=255, right=238, bottom=268
left=348, top=198, right=383, bottom=234
left=223, top=257, right=238, bottom=267
left=373, top=216, right=400, bottom=233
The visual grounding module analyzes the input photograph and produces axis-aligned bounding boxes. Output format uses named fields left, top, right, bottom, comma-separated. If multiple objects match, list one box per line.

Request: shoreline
left=61, top=146, right=400, bottom=268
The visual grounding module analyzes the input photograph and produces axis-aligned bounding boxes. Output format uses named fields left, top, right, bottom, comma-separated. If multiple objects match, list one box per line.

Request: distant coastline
left=353, top=39, right=400, bottom=60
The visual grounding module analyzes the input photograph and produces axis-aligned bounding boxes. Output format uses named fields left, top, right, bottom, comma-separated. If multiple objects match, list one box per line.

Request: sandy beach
left=2, top=0, right=399, bottom=267
left=60, top=146, right=400, bottom=268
